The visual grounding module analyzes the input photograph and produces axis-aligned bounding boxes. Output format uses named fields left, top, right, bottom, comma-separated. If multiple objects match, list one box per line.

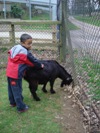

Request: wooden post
left=52, top=25, right=57, bottom=44
left=9, top=23, right=15, bottom=44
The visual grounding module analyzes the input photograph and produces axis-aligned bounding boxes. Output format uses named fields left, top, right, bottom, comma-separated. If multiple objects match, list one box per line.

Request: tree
left=70, top=0, right=96, bottom=16
left=71, top=0, right=88, bottom=15
left=92, top=0, right=100, bottom=11
left=93, top=0, right=100, bottom=5
left=11, top=4, right=24, bottom=18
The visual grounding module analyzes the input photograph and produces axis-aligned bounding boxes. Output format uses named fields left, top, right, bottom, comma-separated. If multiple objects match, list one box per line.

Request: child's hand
left=41, top=64, right=44, bottom=68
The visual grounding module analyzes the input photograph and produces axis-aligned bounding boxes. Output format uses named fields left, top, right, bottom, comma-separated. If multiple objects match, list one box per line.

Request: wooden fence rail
left=0, top=20, right=61, bottom=46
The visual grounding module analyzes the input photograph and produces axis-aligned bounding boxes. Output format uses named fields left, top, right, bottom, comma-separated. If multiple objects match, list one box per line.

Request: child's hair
left=20, top=34, right=32, bottom=43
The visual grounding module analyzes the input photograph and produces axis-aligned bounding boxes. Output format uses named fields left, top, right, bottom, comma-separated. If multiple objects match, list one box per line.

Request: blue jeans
left=7, top=77, right=26, bottom=111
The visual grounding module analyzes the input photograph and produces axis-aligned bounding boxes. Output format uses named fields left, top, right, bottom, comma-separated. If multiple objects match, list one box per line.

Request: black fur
left=24, top=60, right=73, bottom=101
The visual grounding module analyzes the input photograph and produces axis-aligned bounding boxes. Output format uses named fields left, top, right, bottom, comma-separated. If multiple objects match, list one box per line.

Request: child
left=6, top=33, right=44, bottom=113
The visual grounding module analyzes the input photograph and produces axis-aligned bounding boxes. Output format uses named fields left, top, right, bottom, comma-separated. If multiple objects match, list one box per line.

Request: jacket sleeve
left=27, top=52, right=42, bottom=68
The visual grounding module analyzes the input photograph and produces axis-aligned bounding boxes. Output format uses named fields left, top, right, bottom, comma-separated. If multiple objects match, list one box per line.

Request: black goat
left=24, top=60, right=73, bottom=101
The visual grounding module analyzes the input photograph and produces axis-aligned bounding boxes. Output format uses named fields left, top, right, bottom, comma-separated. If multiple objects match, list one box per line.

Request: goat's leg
left=29, top=81, right=40, bottom=101
left=42, top=82, right=48, bottom=93
left=50, top=80, right=56, bottom=94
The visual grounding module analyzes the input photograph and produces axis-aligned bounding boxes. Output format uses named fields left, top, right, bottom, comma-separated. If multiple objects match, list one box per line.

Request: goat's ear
left=66, top=77, right=70, bottom=81
left=66, top=77, right=73, bottom=85
left=66, top=77, right=72, bottom=81
left=67, top=77, right=73, bottom=83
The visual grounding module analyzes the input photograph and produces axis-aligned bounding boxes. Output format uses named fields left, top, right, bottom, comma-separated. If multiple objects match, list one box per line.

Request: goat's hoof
left=42, top=90, right=48, bottom=93
left=35, top=97, right=41, bottom=101
left=42, top=88, right=48, bottom=93
left=50, top=90, right=56, bottom=94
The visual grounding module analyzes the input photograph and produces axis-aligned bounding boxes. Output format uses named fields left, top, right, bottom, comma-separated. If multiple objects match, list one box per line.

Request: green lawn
left=32, top=13, right=50, bottom=20
left=21, top=24, right=51, bottom=30
left=75, top=16, right=100, bottom=27
left=23, top=13, right=50, bottom=20
left=74, top=55, right=100, bottom=100
left=0, top=70, right=61, bottom=133
left=68, top=21, right=79, bottom=30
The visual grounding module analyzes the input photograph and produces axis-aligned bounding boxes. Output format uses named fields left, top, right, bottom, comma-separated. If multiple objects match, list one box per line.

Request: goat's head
left=60, top=77, right=73, bottom=87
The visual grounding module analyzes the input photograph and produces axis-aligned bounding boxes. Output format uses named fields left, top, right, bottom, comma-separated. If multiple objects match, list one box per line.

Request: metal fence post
left=62, top=0, right=78, bottom=85
left=67, top=2, right=78, bottom=85
left=60, top=0, right=67, bottom=62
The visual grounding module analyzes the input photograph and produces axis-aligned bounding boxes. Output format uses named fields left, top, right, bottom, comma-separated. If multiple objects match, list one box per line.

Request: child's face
left=22, top=39, right=32, bottom=50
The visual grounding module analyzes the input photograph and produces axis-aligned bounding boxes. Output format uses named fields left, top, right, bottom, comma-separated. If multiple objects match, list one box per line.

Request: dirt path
left=60, top=89, right=85, bottom=133
left=54, top=79, right=85, bottom=133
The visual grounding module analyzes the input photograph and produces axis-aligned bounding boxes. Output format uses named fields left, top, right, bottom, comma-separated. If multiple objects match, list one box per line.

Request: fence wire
left=64, top=0, right=100, bottom=132
left=0, top=0, right=100, bottom=132
left=0, top=21, right=60, bottom=69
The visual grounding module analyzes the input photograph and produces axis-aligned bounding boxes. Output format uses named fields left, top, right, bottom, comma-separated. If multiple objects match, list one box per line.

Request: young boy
left=6, top=33, right=44, bottom=113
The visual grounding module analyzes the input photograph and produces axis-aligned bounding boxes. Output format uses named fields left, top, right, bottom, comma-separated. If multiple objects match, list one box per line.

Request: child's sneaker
left=18, top=106, right=29, bottom=113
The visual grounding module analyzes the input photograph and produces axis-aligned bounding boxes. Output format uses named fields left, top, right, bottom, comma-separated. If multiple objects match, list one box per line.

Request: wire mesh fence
left=0, top=20, right=61, bottom=69
left=68, top=0, right=100, bottom=103
left=0, top=0, right=100, bottom=132
left=62, top=0, right=100, bottom=132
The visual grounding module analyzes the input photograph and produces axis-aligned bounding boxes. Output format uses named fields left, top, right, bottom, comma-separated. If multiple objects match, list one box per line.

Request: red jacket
left=6, top=44, right=42, bottom=79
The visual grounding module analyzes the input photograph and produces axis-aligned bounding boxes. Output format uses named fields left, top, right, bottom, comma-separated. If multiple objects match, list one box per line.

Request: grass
left=23, top=13, right=50, bottom=20
left=0, top=47, right=8, bottom=52
left=22, top=13, right=79, bottom=31
left=21, top=13, right=52, bottom=30
left=74, top=55, right=100, bottom=101
left=32, top=13, right=50, bottom=20
left=75, top=16, right=100, bottom=27
left=0, top=70, right=61, bottom=133
left=68, top=21, right=79, bottom=30
left=21, top=24, right=51, bottom=30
